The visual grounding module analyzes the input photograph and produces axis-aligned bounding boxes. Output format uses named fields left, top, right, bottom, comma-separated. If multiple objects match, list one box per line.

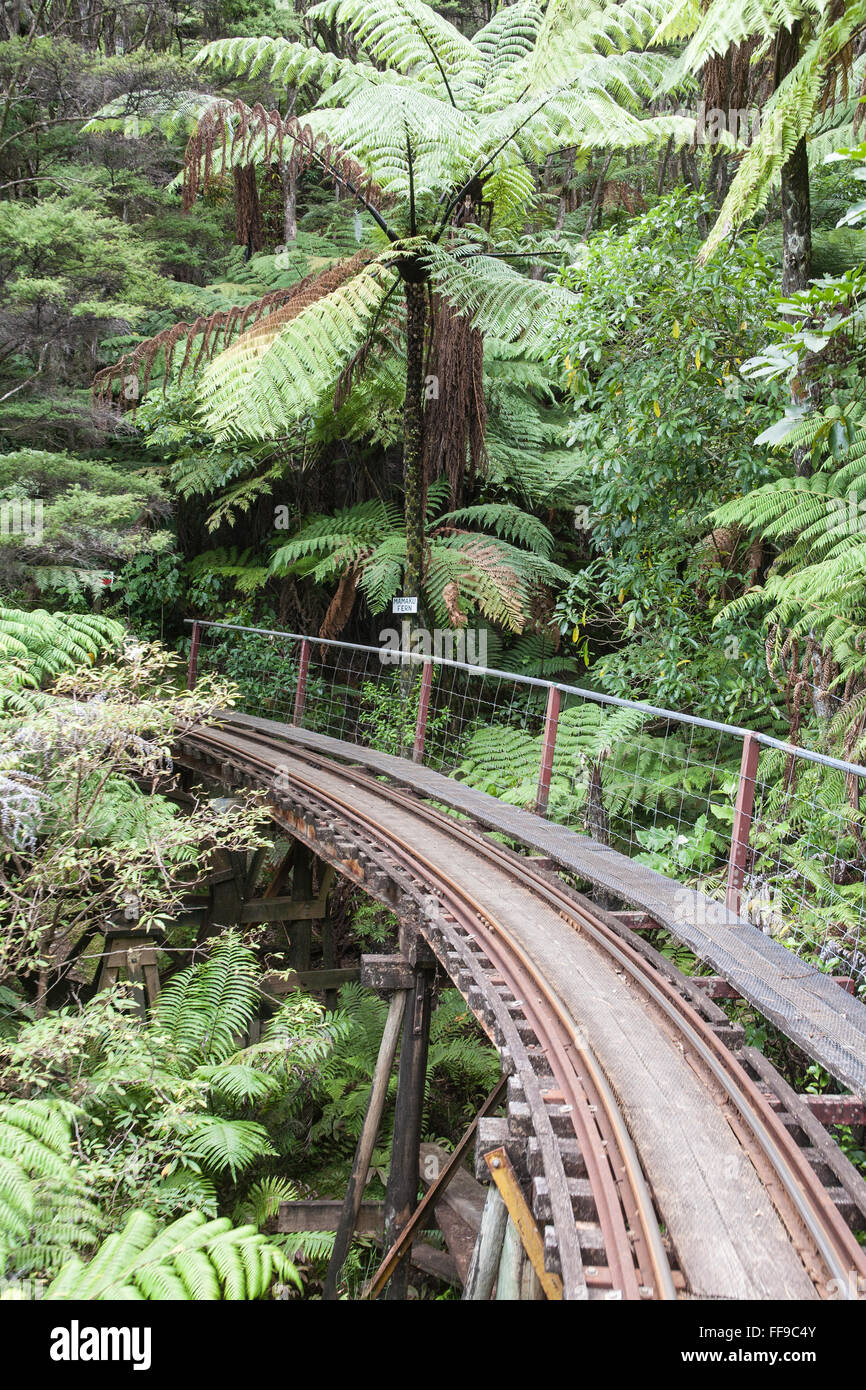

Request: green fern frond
left=45, top=1209, right=299, bottom=1301
left=199, top=258, right=398, bottom=441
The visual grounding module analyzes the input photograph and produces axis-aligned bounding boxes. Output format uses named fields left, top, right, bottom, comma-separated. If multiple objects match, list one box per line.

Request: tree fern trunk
left=402, top=277, right=427, bottom=600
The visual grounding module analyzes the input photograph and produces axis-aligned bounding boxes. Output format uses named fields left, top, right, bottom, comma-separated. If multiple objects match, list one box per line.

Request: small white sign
left=392, top=596, right=418, bottom=614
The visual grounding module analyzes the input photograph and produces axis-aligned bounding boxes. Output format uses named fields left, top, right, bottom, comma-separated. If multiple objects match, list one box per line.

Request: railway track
left=176, top=716, right=866, bottom=1302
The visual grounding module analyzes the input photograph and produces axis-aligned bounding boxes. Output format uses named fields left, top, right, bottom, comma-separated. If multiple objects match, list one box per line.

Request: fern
left=45, top=1209, right=300, bottom=1301
left=269, top=493, right=570, bottom=633
left=0, top=1099, right=101, bottom=1280
left=154, top=935, right=261, bottom=1065
left=0, top=607, right=124, bottom=698
left=199, top=258, right=399, bottom=441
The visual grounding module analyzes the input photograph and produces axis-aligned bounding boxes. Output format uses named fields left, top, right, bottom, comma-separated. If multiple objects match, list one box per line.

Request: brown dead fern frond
left=319, top=567, right=359, bottom=641
left=92, top=251, right=374, bottom=408
left=183, top=100, right=388, bottom=218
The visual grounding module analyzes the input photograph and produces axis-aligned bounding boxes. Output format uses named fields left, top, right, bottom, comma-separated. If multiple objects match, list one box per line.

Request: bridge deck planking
left=218, top=711, right=866, bottom=1102
left=197, top=726, right=818, bottom=1299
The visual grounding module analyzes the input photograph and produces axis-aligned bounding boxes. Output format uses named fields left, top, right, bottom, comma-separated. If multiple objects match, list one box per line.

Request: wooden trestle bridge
left=153, top=686, right=866, bottom=1303
left=90, top=619, right=866, bottom=1300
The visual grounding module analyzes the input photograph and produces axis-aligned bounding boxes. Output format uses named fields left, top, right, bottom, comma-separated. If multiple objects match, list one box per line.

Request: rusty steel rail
left=177, top=720, right=866, bottom=1300
left=179, top=723, right=674, bottom=1300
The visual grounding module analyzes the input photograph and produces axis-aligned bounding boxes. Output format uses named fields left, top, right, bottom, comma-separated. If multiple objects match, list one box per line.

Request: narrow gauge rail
left=177, top=717, right=866, bottom=1302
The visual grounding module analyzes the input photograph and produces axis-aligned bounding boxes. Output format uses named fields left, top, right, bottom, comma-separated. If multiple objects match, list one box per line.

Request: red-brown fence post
left=187, top=621, right=201, bottom=691
left=412, top=659, right=433, bottom=764
left=293, top=638, right=310, bottom=726
left=535, top=684, right=561, bottom=817
left=726, top=733, right=760, bottom=916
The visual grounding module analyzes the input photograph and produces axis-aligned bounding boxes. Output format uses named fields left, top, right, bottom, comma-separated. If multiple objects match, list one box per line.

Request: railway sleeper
left=507, top=1094, right=576, bottom=1139
left=526, top=1134, right=587, bottom=1180
left=532, top=1174, right=598, bottom=1223
left=543, top=1221, right=609, bottom=1272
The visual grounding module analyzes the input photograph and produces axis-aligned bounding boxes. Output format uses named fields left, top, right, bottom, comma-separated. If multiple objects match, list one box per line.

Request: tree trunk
left=780, top=134, right=811, bottom=299
left=775, top=24, right=812, bottom=299
left=280, top=162, right=297, bottom=244
left=775, top=24, right=813, bottom=475
left=402, top=277, right=427, bottom=600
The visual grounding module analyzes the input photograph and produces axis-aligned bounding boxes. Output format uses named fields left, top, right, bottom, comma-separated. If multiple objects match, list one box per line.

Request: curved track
left=176, top=716, right=866, bottom=1303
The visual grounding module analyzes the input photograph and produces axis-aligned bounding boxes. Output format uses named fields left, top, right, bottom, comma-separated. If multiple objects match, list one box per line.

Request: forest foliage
left=1, top=0, right=866, bottom=1299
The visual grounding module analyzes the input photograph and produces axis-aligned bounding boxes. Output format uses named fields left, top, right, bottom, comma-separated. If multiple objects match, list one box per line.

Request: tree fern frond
left=199, top=259, right=399, bottom=441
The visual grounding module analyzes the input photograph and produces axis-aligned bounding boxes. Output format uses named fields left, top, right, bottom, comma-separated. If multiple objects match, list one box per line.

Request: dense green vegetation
left=2, top=0, right=866, bottom=1300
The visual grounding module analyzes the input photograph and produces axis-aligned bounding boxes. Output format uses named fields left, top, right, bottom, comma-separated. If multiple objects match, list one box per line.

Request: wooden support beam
left=361, top=954, right=415, bottom=992
left=240, top=896, right=329, bottom=924
left=98, top=936, right=161, bottom=1018
left=278, top=1201, right=386, bottom=1236
left=364, top=1076, right=507, bottom=1299
left=463, top=1186, right=508, bottom=1301
left=263, top=845, right=295, bottom=899
left=244, top=847, right=267, bottom=898
left=323, top=989, right=408, bottom=1301
left=261, top=968, right=360, bottom=996
left=496, top=1218, right=523, bottom=1301
left=381, top=964, right=434, bottom=1300
left=289, top=843, right=314, bottom=972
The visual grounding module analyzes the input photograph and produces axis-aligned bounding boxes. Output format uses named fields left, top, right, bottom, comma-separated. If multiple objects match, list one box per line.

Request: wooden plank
left=420, top=1141, right=486, bottom=1287
left=261, top=968, right=360, bottom=995
left=278, top=1201, right=384, bottom=1235
left=420, top=1142, right=486, bottom=1230
left=240, top=896, right=328, bottom=923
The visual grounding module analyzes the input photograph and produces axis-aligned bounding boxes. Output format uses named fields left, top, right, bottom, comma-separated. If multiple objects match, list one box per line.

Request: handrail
left=184, top=617, right=866, bottom=781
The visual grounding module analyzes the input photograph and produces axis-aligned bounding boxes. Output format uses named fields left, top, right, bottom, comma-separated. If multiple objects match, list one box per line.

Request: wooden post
left=463, top=1186, right=507, bottom=1300
left=322, top=911, right=339, bottom=1011
left=726, top=733, right=760, bottom=916
left=187, top=621, right=201, bottom=691
left=293, top=638, right=310, bottom=726
left=323, top=989, right=408, bottom=1300
left=381, top=964, right=433, bottom=1300
left=288, top=844, right=313, bottom=973
left=495, top=1218, right=523, bottom=1300
left=535, top=684, right=562, bottom=816
left=412, top=659, right=433, bottom=764
left=98, top=935, right=161, bottom=1018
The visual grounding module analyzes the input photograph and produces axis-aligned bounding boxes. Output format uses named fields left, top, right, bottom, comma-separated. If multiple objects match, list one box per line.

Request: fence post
left=535, top=684, right=561, bottom=817
left=187, top=621, right=201, bottom=691
left=726, top=733, right=760, bottom=916
left=293, top=638, right=310, bottom=726
left=412, top=659, right=433, bottom=764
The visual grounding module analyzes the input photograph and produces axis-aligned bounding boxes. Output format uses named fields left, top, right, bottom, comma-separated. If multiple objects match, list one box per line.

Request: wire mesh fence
left=189, top=619, right=866, bottom=992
